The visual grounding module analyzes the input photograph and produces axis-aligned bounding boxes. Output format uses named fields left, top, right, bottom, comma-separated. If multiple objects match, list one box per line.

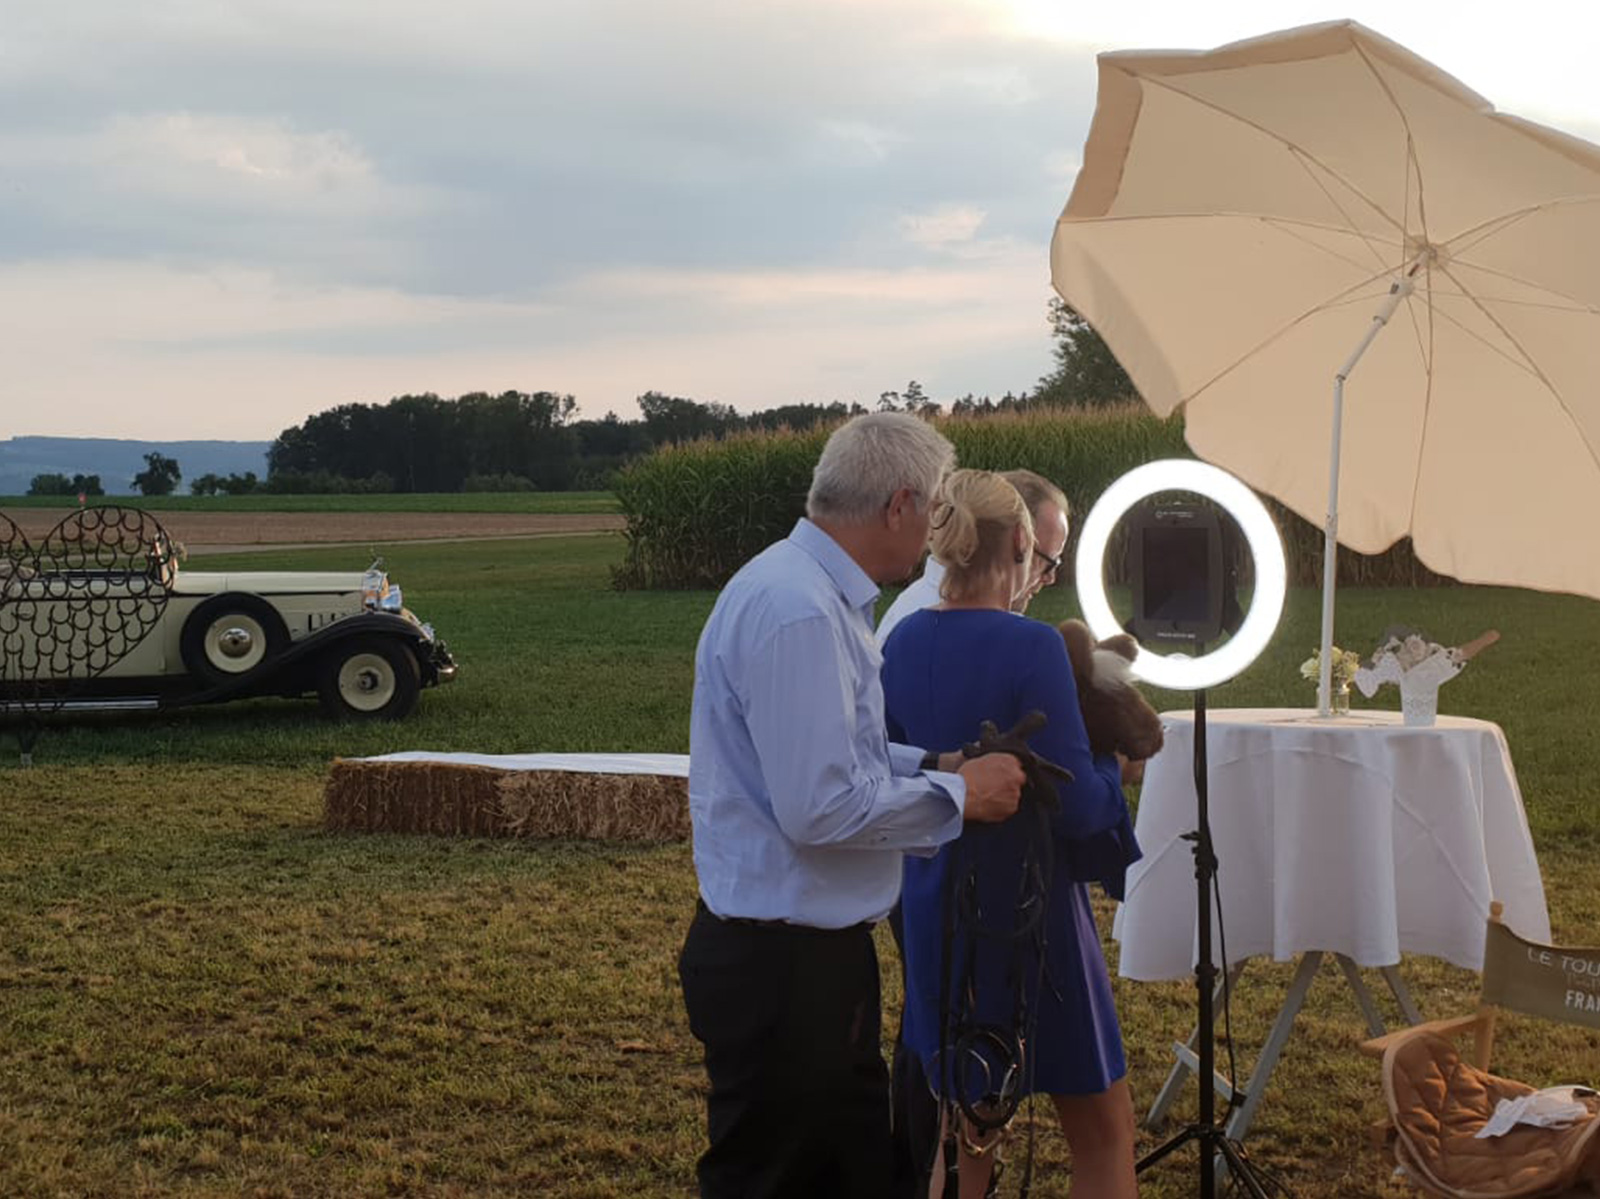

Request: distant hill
left=0, top=436, right=272, bottom=496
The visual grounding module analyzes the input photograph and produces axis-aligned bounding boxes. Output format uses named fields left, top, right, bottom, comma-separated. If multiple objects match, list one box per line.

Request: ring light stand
left=1075, top=460, right=1287, bottom=1199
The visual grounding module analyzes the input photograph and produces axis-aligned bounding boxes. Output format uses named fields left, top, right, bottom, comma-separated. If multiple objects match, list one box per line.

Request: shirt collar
left=790, top=518, right=880, bottom=611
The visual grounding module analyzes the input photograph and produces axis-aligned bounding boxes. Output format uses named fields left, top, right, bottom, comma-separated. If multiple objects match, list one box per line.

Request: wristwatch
left=920, top=751, right=940, bottom=772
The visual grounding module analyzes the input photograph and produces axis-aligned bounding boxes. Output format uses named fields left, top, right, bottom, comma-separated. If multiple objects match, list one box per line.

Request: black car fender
left=173, top=612, right=453, bottom=707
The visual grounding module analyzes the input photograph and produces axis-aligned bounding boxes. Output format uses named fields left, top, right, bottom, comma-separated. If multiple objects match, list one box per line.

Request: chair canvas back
left=1481, top=916, right=1600, bottom=1030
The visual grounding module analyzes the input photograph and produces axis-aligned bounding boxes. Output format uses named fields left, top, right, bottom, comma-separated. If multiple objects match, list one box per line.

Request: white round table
left=1115, top=708, right=1550, bottom=978
left=1113, top=707, right=1551, bottom=1142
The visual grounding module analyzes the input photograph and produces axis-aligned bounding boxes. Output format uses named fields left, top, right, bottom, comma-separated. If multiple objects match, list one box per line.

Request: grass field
left=0, top=492, right=621, bottom=515
left=2, top=533, right=1598, bottom=1197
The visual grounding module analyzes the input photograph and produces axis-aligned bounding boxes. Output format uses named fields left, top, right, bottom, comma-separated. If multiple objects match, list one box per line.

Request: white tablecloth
left=1113, top=709, right=1551, bottom=981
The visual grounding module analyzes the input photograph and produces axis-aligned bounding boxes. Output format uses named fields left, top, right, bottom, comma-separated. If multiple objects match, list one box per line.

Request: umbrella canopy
left=1051, top=20, right=1600, bottom=606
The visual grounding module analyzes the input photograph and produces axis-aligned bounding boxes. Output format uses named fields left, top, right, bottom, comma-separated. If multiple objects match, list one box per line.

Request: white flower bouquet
left=1353, top=626, right=1499, bottom=725
left=1299, top=647, right=1362, bottom=687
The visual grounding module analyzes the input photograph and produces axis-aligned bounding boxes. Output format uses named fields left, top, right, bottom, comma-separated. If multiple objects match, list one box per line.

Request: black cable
left=931, top=715, right=1065, bottom=1198
left=936, top=838, right=962, bottom=1199
left=1215, top=854, right=1242, bottom=1120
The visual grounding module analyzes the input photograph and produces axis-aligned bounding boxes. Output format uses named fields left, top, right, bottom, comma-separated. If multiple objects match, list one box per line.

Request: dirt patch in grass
left=7, top=508, right=624, bottom=552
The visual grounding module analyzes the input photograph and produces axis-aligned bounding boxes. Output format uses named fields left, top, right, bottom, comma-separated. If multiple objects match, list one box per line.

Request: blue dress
left=881, top=607, right=1138, bottom=1097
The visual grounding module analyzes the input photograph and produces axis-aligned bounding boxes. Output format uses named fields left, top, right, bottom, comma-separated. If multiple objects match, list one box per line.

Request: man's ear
left=885, top=486, right=918, bottom=529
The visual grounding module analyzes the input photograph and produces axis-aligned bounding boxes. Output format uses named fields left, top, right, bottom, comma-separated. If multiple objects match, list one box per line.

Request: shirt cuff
left=903, top=769, right=965, bottom=858
left=888, top=741, right=926, bottom=776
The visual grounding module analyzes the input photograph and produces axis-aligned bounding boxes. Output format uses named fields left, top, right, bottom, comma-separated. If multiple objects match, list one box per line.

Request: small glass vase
left=1331, top=679, right=1351, bottom=716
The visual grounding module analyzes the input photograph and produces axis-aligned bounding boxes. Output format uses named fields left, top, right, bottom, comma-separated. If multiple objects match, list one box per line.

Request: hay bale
left=323, top=758, right=690, bottom=841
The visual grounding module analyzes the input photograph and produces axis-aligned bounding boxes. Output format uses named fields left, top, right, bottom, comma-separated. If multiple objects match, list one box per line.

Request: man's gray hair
left=1000, top=469, right=1070, bottom=522
left=806, top=413, right=955, bottom=524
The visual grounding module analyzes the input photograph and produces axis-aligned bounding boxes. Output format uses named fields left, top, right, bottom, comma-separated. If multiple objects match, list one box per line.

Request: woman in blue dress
left=881, top=469, right=1140, bottom=1198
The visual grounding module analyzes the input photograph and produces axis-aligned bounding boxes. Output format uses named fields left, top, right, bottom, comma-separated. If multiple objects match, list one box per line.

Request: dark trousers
left=678, top=902, right=892, bottom=1199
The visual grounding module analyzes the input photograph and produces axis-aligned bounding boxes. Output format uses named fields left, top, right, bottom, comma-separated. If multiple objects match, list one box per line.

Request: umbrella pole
left=1320, top=270, right=1418, bottom=714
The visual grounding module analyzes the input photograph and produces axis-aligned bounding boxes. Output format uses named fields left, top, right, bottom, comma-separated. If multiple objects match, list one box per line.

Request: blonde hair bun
left=931, top=470, right=1033, bottom=600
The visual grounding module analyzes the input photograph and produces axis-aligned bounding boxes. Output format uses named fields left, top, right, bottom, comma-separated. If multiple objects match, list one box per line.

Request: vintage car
left=1, top=508, right=456, bottom=721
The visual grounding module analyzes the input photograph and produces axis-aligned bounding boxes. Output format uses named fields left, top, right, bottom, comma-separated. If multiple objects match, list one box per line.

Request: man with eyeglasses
left=875, top=468, right=1069, bottom=647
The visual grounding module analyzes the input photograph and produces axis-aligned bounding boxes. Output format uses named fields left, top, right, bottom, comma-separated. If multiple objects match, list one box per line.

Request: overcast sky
left=5, top=0, right=1599, bottom=441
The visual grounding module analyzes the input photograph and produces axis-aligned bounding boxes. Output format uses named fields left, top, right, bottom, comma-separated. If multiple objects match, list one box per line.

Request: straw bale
left=323, top=759, right=689, bottom=841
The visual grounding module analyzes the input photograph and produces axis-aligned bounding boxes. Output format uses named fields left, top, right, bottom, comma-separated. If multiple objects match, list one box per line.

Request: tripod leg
left=1135, top=1122, right=1200, bottom=1174
left=1213, top=1131, right=1276, bottom=1199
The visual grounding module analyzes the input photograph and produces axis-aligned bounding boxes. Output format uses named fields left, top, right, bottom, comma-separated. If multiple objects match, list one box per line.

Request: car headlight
left=361, top=568, right=389, bottom=610
left=380, top=585, right=403, bottom=613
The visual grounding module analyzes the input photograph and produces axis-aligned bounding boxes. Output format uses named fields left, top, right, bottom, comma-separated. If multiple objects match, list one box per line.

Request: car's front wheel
left=316, top=636, right=421, bottom=721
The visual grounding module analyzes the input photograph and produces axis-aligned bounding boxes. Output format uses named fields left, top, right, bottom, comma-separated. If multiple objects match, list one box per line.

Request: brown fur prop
left=323, top=759, right=690, bottom=841
left=1057, top=619, right=1165, bottom=761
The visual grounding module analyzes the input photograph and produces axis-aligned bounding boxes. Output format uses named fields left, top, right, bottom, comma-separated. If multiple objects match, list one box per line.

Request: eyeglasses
left=1032, top=546, right=1064, bottom=579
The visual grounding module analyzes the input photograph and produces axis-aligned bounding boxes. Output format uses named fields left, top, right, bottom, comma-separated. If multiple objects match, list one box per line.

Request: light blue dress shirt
left=689, top=519, right=967, bottom=928
left=874, top=558, right=945, bottom=648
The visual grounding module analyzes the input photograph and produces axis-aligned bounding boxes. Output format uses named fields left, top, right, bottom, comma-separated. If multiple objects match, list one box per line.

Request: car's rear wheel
left=317, top=636, right=421, bottom=721
left=180, top=594, right=289, bottom=686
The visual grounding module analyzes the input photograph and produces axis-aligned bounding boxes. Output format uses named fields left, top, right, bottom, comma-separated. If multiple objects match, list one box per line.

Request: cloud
left=108, top=112, right=372, bottom=187
left=0, top=244, right=1056, bottom=439
left=0, top=0, right=1100, bottom=289
left=4, top=1, right=1593, bottom=439
left=898, top=205, right=989, bottom=250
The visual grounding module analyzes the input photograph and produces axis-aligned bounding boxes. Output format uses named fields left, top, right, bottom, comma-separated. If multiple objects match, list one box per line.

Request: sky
left=5, top=0, right=1600, bottom=442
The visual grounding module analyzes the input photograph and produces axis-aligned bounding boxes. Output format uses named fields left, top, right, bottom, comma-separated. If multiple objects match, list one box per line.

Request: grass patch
left=1, top=533, right=1598, bottom=1196
left=0, top=492, right=620, bottom=515
left=0, top=765, right=704, bottom=1197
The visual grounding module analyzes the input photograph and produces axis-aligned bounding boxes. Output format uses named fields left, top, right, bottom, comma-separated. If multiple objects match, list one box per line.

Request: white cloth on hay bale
left=360, top=751, right=689, bottom=776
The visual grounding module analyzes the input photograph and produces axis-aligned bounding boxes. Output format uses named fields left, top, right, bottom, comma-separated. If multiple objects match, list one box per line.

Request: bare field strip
left=7, top=508, right=624, bottom=552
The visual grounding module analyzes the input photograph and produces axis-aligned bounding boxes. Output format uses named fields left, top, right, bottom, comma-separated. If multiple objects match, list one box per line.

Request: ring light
left=1074, top=460, right=1285, bottom=691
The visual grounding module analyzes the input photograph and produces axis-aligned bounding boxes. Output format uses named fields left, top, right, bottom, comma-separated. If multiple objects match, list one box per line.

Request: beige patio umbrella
left=1051, top=20, right=1600, bottom=713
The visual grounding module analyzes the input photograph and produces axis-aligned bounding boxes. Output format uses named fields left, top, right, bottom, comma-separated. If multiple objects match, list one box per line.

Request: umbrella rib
left=1447, top=204, right=1542, bottom=260
left=1431, top=269, right=1594, bottom=314
left=1060, top=212, right=1426, bottom=408
left=1404, top=270, right=1439, bottom=539
left=1141, top=74, right=1407, bottom=240
left=1257, top=215, right=1402, bottom=280
left=1446, top=198, right=1600, bottom=314
left=1283, top=148, right=1395, bottom=277
left=1351, top=40, right=1431, bottom=270
left=1350, top=34, right=1443, bottom=409
left=1074, top=209, right=1409, bottom=270
left=1434, top=262, right=1600, bottom=474
left=1421, top=281, right=1535, bottom=377
left=1182, top=257, right=1410, bottom=407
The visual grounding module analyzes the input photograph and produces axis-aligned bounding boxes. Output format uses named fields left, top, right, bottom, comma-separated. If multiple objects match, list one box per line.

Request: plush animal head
left=1058, top=619, right=1165, bottom=762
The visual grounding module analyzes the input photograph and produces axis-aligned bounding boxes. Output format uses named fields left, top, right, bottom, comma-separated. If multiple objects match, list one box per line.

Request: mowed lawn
left=2, top=532, right=1598, bottom=1198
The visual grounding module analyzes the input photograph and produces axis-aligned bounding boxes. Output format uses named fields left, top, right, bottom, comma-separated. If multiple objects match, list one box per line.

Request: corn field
left=611, top=406, right=1447, bottom=590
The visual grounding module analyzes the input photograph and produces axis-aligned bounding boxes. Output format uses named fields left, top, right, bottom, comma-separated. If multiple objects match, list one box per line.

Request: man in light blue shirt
left=679, top=413, right=1025, bottom=1199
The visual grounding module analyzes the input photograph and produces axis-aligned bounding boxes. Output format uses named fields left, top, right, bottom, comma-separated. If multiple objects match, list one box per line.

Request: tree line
left=28, top=454, right=183, bottom=498
left=30, top=302, right=1133, bottom=496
